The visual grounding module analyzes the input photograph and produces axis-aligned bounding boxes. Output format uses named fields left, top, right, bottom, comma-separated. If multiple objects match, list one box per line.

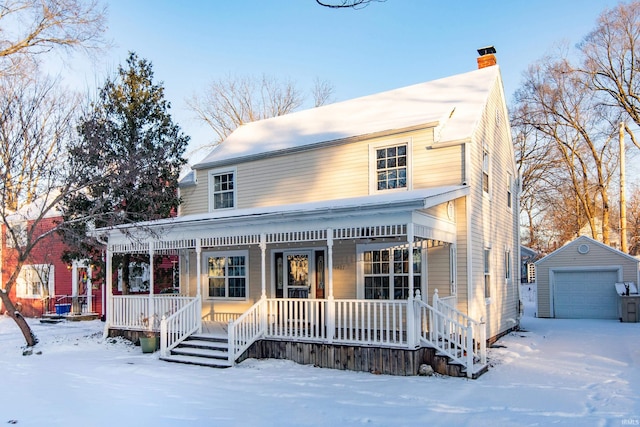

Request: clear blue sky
left=56, top=0, right=623, bottom=159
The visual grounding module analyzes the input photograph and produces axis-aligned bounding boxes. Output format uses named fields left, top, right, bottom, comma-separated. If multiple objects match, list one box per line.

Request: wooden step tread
left=160, top=354, right=232, bottom=368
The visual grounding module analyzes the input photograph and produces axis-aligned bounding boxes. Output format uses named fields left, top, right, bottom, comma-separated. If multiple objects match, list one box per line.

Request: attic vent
left=577, top=244, right=590, bottom=254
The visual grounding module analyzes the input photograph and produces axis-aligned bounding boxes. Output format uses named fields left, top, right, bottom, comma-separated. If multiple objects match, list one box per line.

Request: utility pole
left=620, top=122, right=628, bottom=253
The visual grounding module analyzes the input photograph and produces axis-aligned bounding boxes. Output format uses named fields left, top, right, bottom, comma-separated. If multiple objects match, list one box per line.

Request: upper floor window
left=6, top=221, right=27, bottom=248
left=371, top=142, right=410, bottom=192
left=507, top=173, right=513, bottom=209
left=482, top=147, right=490, bottom=194
left=209, top=168, right=236, bottom=211
left=17, top=264, right=54, bottom=299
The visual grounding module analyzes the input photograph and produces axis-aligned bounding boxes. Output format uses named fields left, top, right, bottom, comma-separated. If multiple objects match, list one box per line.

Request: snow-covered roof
left=195, top=66, right=500, bottom=169
left=99, top=185, right=468, bottom=234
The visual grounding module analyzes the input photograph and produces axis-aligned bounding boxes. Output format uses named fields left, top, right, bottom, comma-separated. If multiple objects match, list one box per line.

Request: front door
left=275, top=251, right=312, bottom=298
left=285, top=251, right=310, bottom=298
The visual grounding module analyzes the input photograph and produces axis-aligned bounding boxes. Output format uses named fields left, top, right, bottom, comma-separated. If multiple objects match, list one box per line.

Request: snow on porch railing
left=160, top=295, right=201, bottom=357
left=333, top=299, right=407, bottom=346
left=228, top=298, right=268, bottom=365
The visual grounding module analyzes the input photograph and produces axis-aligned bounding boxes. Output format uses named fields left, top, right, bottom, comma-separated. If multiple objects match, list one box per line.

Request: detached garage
left=536, top=236, right=640, bottom=319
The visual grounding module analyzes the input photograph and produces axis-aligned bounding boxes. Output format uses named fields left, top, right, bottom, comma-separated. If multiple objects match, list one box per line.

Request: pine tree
left=61, top=52, right=189, bottom=292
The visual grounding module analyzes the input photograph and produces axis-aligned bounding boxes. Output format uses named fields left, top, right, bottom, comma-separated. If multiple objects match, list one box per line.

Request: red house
left=0, top=209, right=104, bottom=319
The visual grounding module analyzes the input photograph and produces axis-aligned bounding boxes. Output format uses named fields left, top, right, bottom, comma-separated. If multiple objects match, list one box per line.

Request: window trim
left=484, top=247, right=491, bottom=302
left=507, top=172, right=513, bottom=210
left=203, top=250, right=248, bottom=301
left=6, top=220, right=27, bottom=248
left=356, top=242, right=424, bottom=300
left=482, top=145, right=491, bottom=197
left=369, top=139, right=412, bottom=194
left=16, top=264, right=54, bottom=299
left=504, top=247, right=511, bottom=282
left=208, top=167, right=237, bottom=212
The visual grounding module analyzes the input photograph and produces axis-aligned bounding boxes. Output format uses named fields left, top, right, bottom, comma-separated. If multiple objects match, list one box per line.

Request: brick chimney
left=477, top=46, right=497, bottom=69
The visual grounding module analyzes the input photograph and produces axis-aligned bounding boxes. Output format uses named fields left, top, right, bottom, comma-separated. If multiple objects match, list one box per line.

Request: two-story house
left=1, top=201, right=103, bottom=319
left=98, top=47, right=520, bottom=378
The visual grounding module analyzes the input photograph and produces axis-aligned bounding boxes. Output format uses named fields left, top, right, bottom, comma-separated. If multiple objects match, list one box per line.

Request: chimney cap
left=477, top=46, right=496, bottom=56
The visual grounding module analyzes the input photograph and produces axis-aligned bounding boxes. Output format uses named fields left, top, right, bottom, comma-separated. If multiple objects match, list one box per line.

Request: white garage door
left=553, top=270, right=619, bottom=319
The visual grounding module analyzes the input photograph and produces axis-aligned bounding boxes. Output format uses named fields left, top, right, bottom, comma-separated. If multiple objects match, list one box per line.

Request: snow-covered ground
left=1, top=286, right=639, bottom=426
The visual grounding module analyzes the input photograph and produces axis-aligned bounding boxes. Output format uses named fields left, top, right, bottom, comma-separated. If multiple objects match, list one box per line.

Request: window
left=504, top=248, right=511, bottom=280
left=361, top=245, right=421, bottom=300
left=482, top=148, right=490, bottom=194
left=117, top=262, right=150, bottom=292
left=507, top=173, right=513, bottom=209
left=484, top=248, right=491, bottom=298
left=6, top=221, right=27, bottom=248
left=17, top=264, right=54, bottom=299
left=374, top=143, right=408, bottom=191
left=205, top=251, right=247, bottom=299
left=209, top=169, right=236, bottom=211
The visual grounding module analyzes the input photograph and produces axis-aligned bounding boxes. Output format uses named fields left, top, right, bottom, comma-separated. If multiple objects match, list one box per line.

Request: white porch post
left=71, top=260, right=78, bottom=298
left=86, top=264, right=93, bottom=314
left=196, top=239, right=202, bottom=298
left=148, top=241, right=155, bottom=331
left=406, top=223, right=416, bottom=348
left=326, top=228, right=334, bottom=343
left=260, top=233, right=267, bottom=299
left=103, top=247, right=113, bottom=338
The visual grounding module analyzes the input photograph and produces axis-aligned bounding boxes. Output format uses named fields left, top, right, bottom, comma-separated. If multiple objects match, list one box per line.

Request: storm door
left=274, top=251, right=313, bottom=298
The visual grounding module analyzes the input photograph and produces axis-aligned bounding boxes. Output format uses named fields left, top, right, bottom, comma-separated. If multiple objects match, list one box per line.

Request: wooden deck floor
left=200, top=321, right=228, bottom=338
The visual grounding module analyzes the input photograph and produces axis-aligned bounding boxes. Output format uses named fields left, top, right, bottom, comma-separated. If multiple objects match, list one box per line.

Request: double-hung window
left=484, top=248, right=491, bottom=299
left=507, top=173, right=513, bottom=209
left=17, top=264, right=54, bottom=299
left=205, top=251, right=248, bottom=299
left=371, top=142, right=410, bottom=192
left=482, top=147, right=490, bottom=195
left=360, top=245, right=421, bottom=300
left=209, top=168, right=236, bottom=211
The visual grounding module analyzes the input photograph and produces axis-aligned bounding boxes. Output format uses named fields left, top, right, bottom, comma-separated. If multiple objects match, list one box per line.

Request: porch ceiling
left=103, top=186, right=468, bottom=253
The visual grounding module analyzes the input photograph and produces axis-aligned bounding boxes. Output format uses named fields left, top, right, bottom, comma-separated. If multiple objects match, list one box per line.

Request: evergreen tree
left=61, top=52, right=189, bottom=292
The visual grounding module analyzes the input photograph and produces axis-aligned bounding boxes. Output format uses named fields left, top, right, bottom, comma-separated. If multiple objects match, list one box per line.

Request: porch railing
left=415, top=292, right=487, bottom=378
left=160, top=295, right=201, bottom=357
left=432, top=290, right=487, bottom=367
left=228, top=298, right=268, bottom=364
left=110, top=295, right=194, bottom=331
left=266, top=298, right=327, bottom=340
left=333, top=299, right=407, bottom=346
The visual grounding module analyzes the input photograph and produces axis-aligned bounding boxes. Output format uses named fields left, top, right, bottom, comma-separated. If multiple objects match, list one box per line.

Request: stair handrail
left=432, top=290, right=487, bottom=366
left=414, top=298, right=486, bottom=378
left=160, top=295, right=201, bottom=357
left=228, top=297, right=267, bottom=365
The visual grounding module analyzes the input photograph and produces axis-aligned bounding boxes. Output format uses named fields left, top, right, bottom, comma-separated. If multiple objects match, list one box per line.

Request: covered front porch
left=100, top=187, right=488, bottom=377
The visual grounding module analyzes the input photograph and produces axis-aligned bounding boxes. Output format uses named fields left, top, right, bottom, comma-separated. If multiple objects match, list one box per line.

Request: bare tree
left=0, top=73, right=80, bottom=346
left=188, top=74, right=334, bottom=156
left=513, top=55, right=619, bottom=246
left=0, top=0, right=107, bottom=77
left=312, top=77, right=334, bottom=107
left=316, top=0, right=385, bottom=8
left=628, top=186, right=640, bottom=255
left=578, top=1, right=640, bottom=151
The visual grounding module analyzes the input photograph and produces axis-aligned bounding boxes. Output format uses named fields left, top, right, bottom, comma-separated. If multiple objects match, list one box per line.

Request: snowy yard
left=1, top=287, right=639, bottom=426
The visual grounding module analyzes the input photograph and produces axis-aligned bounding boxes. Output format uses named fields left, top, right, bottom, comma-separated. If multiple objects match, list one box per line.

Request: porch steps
left=159, top=334, right=232, bottom=368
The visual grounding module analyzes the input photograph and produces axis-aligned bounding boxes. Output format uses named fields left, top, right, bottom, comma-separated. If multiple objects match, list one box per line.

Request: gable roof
left=194, top=66, right=501, bottom=169
left=535, top=235, right=640, bottom=266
